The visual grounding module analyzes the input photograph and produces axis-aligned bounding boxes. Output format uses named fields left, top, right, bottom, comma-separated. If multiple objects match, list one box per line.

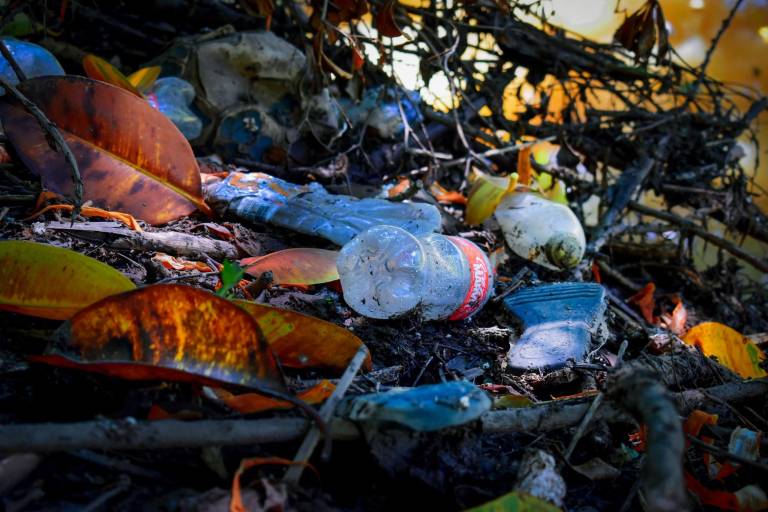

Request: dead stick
left=283, top=345, right=369, bottom=484
left=0, top=380, right=763, bottom=454
left=0, top=40, right=28, bottom=82
left=564, top=340, right=628, bottom=461
left=685, top=434, right=768, bottom=473
left=607, top=366, right=689, bottom=511
left=589, top=154, right=655, bottom=254
left=628, top=201, right=768, bottom=273
left=0, top=76, right=83, bottom=211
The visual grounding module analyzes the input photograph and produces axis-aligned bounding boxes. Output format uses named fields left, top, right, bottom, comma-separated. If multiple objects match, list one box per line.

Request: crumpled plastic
left=340, top=381, right=491, bottom=432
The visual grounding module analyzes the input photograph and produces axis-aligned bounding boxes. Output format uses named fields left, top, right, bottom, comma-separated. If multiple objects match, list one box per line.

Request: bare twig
left=283, top=345, right=370, bottom=484
left=686, top=434, right=768, bottom=474
left=0, top=380, right=764, bottom=453
left=0, top=40, right=27, bottom=82
left=628, top=201, right=768, bottom=273
left=607, top=366, right=689, bottom=511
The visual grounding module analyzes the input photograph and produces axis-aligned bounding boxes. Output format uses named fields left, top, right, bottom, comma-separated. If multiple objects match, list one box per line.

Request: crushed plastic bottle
left=203, top=172, right=442, bottom=246
left=145, top=77, right=203, bottom=140
left=340, top=381, right=491, bottom=431
left=337, top=225, right=493, bottom=320
left=504, top=282, right=607, bottom=372
left=0, top=38, right=64, bottom=89
left=494, top=189, right=586, bottom=270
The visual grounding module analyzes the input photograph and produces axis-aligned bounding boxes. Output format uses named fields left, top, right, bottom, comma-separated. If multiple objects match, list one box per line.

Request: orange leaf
left=0, top=240, right=136, bottom=320
left=153, top=253, right=214, bottom=272
left=684, top=409, right=718, bottom=438
left=24, top=204, right=143, bottom=231
left=429, top=182, right=467, bottom=205
left=375, top=0, right=403, bottom=38
left=682, top=322, right=767, bottom=378
left=235, top=300, right=372, bottom=372
left=628, top=282, right=656, bottom=324
left=517, top=146, right=532, bottom=187
left=231, top=457, right=317, bottom=512
left=82, top=54, right=142, bottom=97
left=215, top=379, right=335, bottom=414
left=664, top=301, right=688, bottom=335
left=0, top=76, right=212, bottom=225
left=30, top=284, right=285, bottom=391
left=240, top=248, right=339, bottom=286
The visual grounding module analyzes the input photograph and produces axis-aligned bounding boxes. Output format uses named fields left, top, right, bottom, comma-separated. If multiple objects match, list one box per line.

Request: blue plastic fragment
left=215, top=106, right=276, bottom=162
left=343, top=381, right=491, bottom=432
left=504, top=282, right=607, bottom=372
left=146, top=77, right=203, bottom=140
left=343, top=86, right=423, bottom=139
left=0, top=38, right=64, bottom=89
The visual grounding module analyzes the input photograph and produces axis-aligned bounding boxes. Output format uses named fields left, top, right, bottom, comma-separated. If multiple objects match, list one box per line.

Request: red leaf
left=215, top=379, right=335, bottom=414
left=375, top=0, right=403, bottom=38
left=240, top=248, right=339, bottom=285
left=0, top=76, right=212, bottom=225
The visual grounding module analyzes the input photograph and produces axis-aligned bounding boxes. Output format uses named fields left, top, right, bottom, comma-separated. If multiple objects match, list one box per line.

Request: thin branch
left=628, top=201, right=768, bottom=273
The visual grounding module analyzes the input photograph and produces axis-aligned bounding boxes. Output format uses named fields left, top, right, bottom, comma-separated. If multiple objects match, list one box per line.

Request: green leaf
left=217, top=260, right=244, bottom=298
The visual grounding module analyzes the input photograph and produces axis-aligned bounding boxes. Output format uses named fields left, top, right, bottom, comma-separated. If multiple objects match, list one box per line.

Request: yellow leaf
left=537, top=172, right=568, bottom=205
left=464, top=491, right=561, bottom=512
left=465, top=169, right=518, bottom=226
left=682, top=322, right=767, bottom=378
left=235, top=300, right=371, bottom=372
left=0, top=240, right=135, bottom=320
left=127, top=66, right=161, bottom=93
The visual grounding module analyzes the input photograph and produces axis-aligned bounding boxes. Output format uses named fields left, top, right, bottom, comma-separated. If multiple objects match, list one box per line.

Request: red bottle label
left=447, top=236, right=491, bottom=320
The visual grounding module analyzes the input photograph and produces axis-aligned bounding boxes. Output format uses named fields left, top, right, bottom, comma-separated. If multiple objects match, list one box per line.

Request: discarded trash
left=0, top=37, right=64, bottom=87
left=495, top=189, right=586, bottom=270
left=213, top=105, right=287, bottom=161
left=515, top=449, right=567, bottom=508
left=338, top=225, right=493, bottom=320
left=147, top=77, right=204, bottom=140
left=204, top=172, right=442, bottom=246
left=195, top=31, right=306, bottom=113
left=504, top=282, right=607, bottom=371
left=343, top=86, right=423, bottom=139
left=341, top=381, right=491, bottom=431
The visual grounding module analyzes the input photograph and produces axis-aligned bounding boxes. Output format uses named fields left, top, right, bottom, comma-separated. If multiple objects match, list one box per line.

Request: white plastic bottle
left=337, top=225, right=493, bottom=320
left=494, top=190, right=585, bottom=270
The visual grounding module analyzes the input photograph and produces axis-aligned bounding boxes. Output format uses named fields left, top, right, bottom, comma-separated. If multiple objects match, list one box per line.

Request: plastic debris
left=338, top=225, right=493, bottom=320
left=343, top=86, right=423, bottom=139
left=495, top=189, right=586, bottom=270
left=504, top=282, right=607, bottom=372
left=146, top=77, right=204, bottom=140
left=213, top=105, right=287, bottom=161
left=204, top=172, right=442, bottom=246
left=515, top=449, right=567, bottom=508
left=341, top=381, right=491, bottom=432
left=0, top=37, right=64, bottom=88
left=195, top=31, right=306, bottom=113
